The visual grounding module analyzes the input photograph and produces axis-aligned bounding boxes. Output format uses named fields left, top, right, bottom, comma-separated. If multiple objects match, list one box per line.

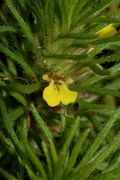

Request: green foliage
left=1, top=0, right=120, bottom=179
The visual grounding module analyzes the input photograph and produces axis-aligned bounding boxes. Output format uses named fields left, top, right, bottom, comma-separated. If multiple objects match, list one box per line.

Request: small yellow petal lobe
left=59, top=83, right=77, bottom=105
left=43, top=81, right=60, bottom=107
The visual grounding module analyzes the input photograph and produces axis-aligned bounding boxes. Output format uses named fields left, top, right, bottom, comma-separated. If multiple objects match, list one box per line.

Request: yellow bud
left=42, top=74, right=49, bottom=81
left=96, top=24, right=117, bottom=38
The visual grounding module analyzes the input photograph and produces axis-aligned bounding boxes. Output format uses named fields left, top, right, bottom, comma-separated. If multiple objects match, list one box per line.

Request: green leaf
left=65, top=129, right=90, bottom=175
left=30, top=103, right=53, bottom=141
left=44, top=53, right=87, bottom=61
left=17, top=119, right=48, bottom=180
left=80, top=86, right=120, bottom=98
left=77, top=100, right=114, bottom=113
left=0, top=43, right=35, bottom=77
left=0, top=25, right=16, bottom=33
left=0, top=168, right=17, bottom=180
left=59, top=33, right=97, bottom=40
left=83, top=0, right=120, bottom=22
left=42, top=141, right=53, bottom=179
left=91, top=167, right=120, bottom=180
left=78, top=108, right=120, bottom=166
left=89, top=64, right=109, bottom=76
left=54, top=117, right=80, bottom=180
left=30, top=103, right=58, bottom=163
left=9, top=83, right=40, bottom=94
left=5, top=0, right=34, bottom=44
left=9, top=106, right=25, bottom=126
left=10, top=92, right=27, bottom=106
left=0, top=96, right=29, bottom=167
left=72, top=133, right=120, bottom=180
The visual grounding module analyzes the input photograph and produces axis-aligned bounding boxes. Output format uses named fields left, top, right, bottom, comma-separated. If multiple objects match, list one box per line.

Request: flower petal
left=43, top=81, right=60, bottom=107
left=59, top=83, right=77, bottom=105
left=96, top=24, right=117, bottom=38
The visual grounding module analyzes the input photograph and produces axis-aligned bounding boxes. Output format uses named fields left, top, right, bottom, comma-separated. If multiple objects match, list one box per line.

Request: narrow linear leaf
left=80, top=55, right=120, bottom=66
left=89, top=64, right=109, bottom=76
left=5, top=0, right=34, bottom=44
left=65, top=129, right=90, bottom=174
left=42, top=141, right=53, bottom=179
left=44, top=53, right=87, bottom=61
left=9, top=106, right=25, bottom=126
left=30, top=103, right=58, bottom=163
left=0, top=25, right=16, bottom=33
left=80, top=62, right=120, bottom=88
left=30, top=103, right=52, bottom=141
left=54, top=117, right=80, bottom=180
left=0, top=97, right=29, bottom=167
left=77, top=100, right=114, bottom=113
left=10, top=92, right=27, bottom=106
left=24, top=143, right=48, bottom=179
left=84, top=0, right=119, bottom=21
left=0, top=43, right=35, bottom=76
left=78, top=107, right=120, bottom=166
left=91, top=167, right=120, bottom=180
left=91, top=34, right=120, bottom=45
left=91, top=17, right=120, bottom=23
left=0, top=81, right=40, bottom=95
left=72, top=133, right=120, bottom=180
left=0, top=168, right=17, bottom=180
left=17, top=119, right=47, bottom=179
left=9, top=83, right=40, bottom=94
left=62, top=117, right=80, bottom=156
left=59, top=33, right=97, bottom=40
left=81, top=86, right=120, bottom=98
left=104, top=154, right=120, bottom=173
left=0, top=100, right=37, bottom=178
left=26, top=0, right=46, bottom=31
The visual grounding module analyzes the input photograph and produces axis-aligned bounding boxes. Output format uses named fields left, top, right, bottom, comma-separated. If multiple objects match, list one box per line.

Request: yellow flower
left=43, top=81, right=77, bottom=107
left=96, top=24, right=117, bottom=38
